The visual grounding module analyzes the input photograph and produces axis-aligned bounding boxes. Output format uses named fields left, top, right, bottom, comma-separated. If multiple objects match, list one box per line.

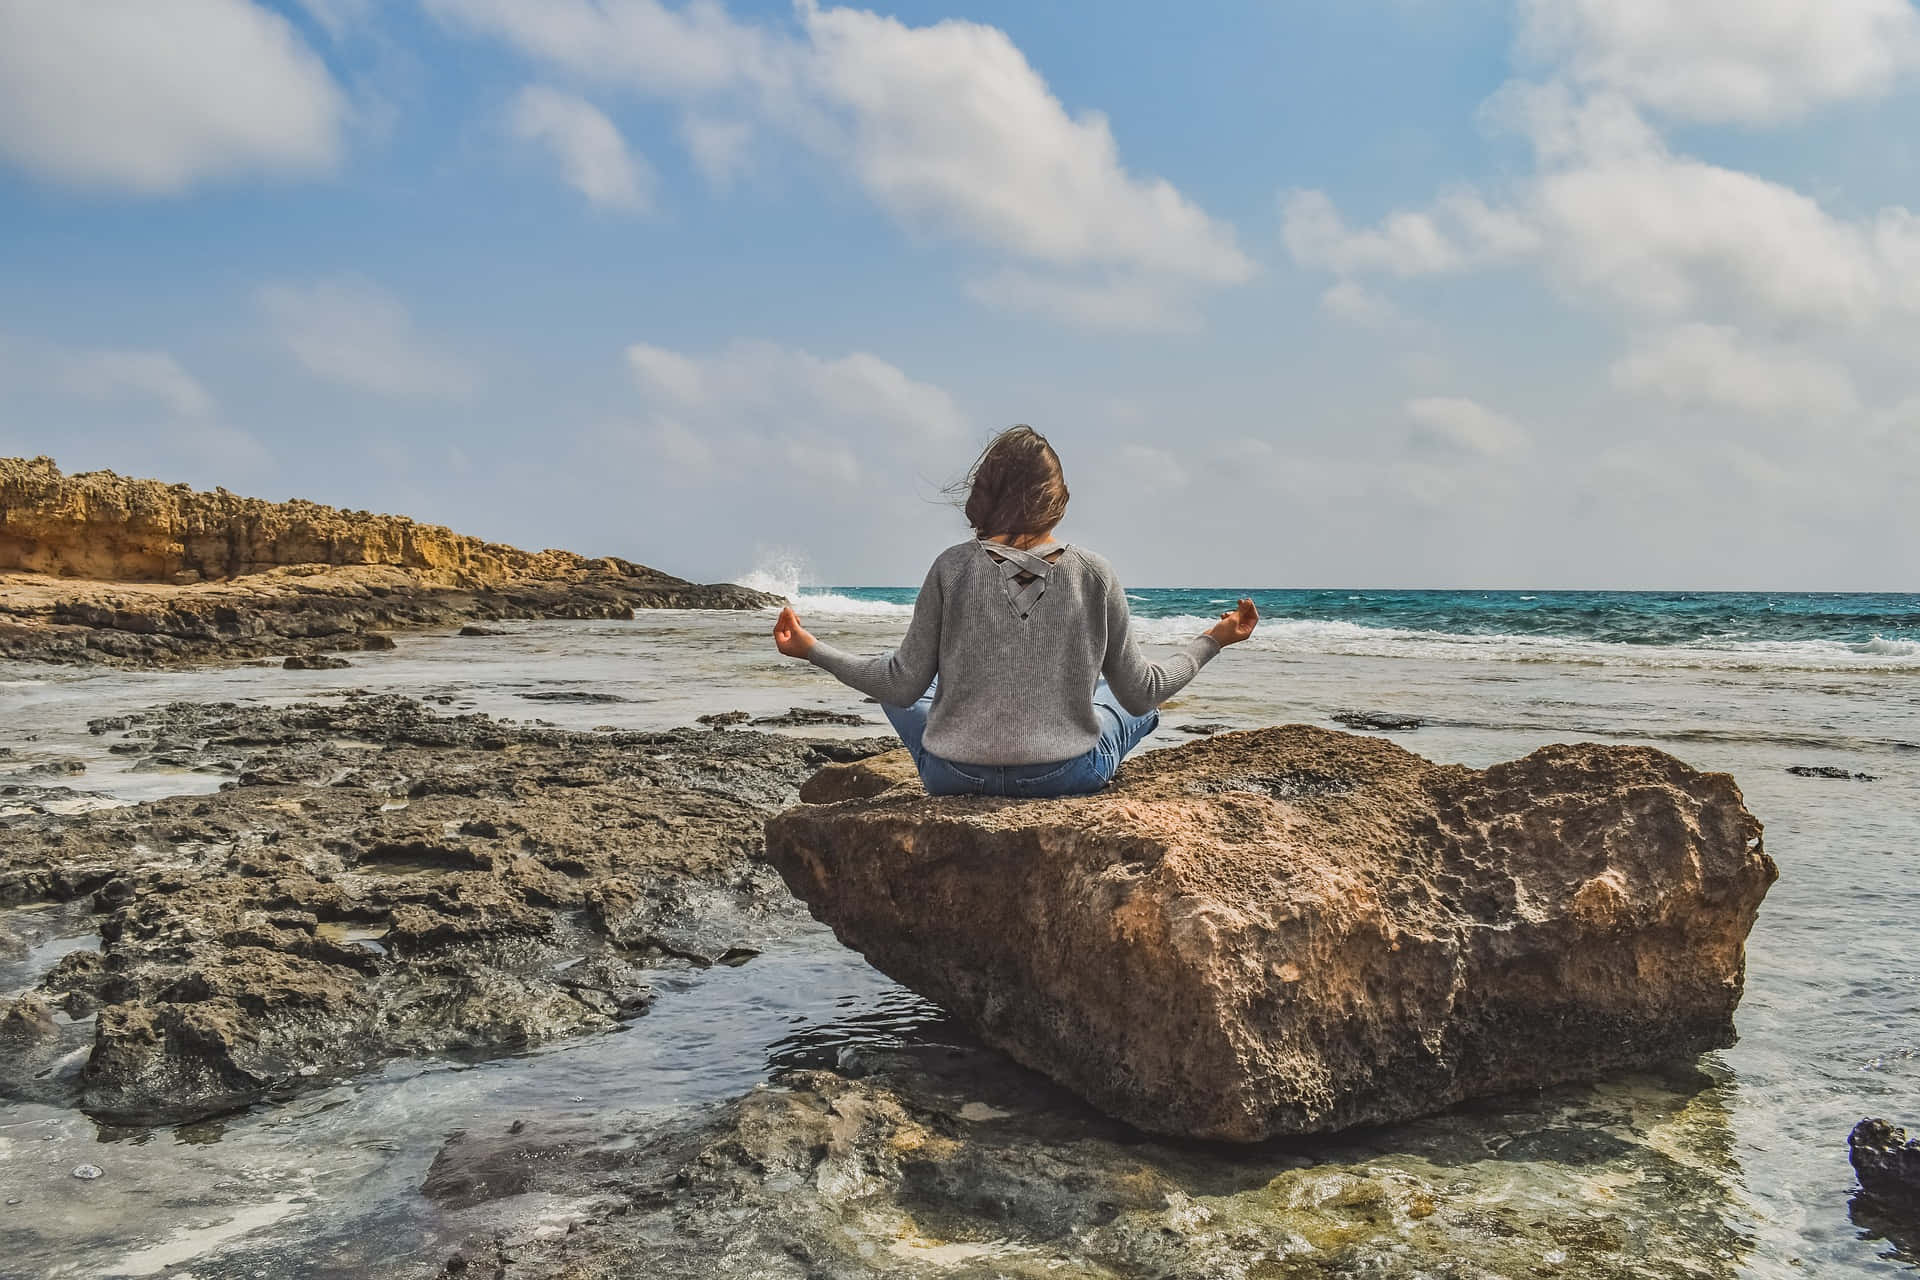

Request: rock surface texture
left=767, top=726, right=1777, bottom=1141
left=0, top=456, right=779, bottom=664
left=0, top=695, right=887, bottom=1123
left=1853, top=1118, right=1920, bottom=1217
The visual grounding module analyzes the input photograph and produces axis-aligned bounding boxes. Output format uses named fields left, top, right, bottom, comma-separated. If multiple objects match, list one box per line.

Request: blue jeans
left=881, top=679, right=1158, bottom=798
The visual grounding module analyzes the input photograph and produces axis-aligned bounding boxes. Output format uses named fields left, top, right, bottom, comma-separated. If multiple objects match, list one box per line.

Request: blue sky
left=3, top=0, right=1918, bottom=589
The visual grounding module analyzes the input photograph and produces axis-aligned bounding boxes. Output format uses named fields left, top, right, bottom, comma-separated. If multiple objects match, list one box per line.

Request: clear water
left=1, top=590, right=1917, bottom=1275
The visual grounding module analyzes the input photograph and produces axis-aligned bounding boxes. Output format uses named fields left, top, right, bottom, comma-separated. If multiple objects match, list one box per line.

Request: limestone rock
left=0, top=457, right=782, bottom=665
left=766, top=725, right=1777, bottom=1142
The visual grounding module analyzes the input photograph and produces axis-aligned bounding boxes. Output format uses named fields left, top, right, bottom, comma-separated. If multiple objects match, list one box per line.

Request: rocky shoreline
left=0, top=694, right=887, bottom=1125
left=0, top=457, right=780, bottom=666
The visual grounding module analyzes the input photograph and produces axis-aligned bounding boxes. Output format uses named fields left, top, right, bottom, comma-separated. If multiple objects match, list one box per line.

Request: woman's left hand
left=1207, top=598, right=1259, bottom=648
left=773, top=606, right=816, bottom=658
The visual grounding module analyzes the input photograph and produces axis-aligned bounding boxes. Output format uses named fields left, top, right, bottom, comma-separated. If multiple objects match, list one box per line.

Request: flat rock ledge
left=766, top=726, right=1777, bottom=1142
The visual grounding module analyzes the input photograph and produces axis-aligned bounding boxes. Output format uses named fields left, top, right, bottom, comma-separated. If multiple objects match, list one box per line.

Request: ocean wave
left=737, top=558, right=916, bottom=618
left=1126, top=615, right=1920, bottom=673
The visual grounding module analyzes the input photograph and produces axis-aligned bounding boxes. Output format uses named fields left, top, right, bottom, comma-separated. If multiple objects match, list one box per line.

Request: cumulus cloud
left=428, top=0, right=1252, bottom=316
left=258, top=278, right=477, bottom=400
left=508, top=86, right=653, bottom=211
left=1405, top=397, right=1532, bottom=457
left=679, top=114, right=753, bottom=188
left=0, top=0, right=346, bottom=194
left=1612, top=324, right=1860, bottom=419
left=1517, top=0, right=1920, bottom=124
left=626, top=340, right=967, bottom=460
left=1319, top=280, right=1402, bottom=329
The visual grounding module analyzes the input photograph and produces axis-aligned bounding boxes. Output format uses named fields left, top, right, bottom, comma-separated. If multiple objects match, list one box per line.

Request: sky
left=2, top=0, right=1919, bottom=590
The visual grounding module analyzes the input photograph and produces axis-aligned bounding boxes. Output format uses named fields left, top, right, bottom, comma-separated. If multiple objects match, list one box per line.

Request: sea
left=1, top=583, right=1917, bottom=1276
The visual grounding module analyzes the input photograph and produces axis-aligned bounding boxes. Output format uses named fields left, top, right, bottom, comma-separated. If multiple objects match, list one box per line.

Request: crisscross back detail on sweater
left=980, top=539, right=1066, bottom=619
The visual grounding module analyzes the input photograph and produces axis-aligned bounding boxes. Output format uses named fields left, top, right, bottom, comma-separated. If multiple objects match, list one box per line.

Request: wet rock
left=1174, top=722, right=1234, bottom=735
left=458, top=625, right=503, bottom=637
left=444, top=1042, right=1756, bottom=1280
left=1852, top=1118, right=1920, bottom=1218
left=0, top=693, right=896, bottom=1123
left=753, top=707, right=872, bottom=728
left=0, top=996, right=59, bottom=1045
left=284, top=654, right=352, bottom=670
left=768, top=725, right=1777, bottom=1141
left=1786, top=765, right=1877, bottom=781
left=25, top=758, right=87, bottom=776
left=520, top=690, right=630, bottom=704
left=1331, top=709, right=1425, bottom=731
left=70, top=1164, right=103, bottom=1181
left=695, top=710, right=751, bottom=728
left=358, top=633, right=397, bottom=651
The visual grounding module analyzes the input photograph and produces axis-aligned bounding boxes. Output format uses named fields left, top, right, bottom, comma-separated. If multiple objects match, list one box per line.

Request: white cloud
left=1517, top=0, right=1920, bottom=124
left=679, top=114, right=753, bottom=188
left=0, top=0, right=345, bottom=194
left=1285, top=54, right=1920, bottom=334
left=294, top=0, right=373, bottom=39
left=258, top=278, right=476, bottom=400
left=1612, top=324, right=1860, bottom=419
left=626, top=340, right=966, bottom=444
left=1115, top=444, right=1190, bottom=489
left=1282, top=188, right=1537, bottom=278
left=508, top=86, right=653, bottom=212
left=59, top=351, right=217, bottom=420
left=965, top=271, right=1202, bottom=334
left=428, top=0, right=1251, bottom=299
left=1406, top=397, right=1532, bottom=457
left=1320, top=280, right=1402, bottom=329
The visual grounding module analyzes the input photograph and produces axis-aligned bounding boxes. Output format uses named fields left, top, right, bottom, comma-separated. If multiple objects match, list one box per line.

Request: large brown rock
left=766, top=727, right=1777, bottom=1142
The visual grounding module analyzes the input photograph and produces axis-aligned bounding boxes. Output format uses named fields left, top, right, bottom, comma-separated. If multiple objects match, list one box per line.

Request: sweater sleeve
left=1099, top=565, right=1221, bottom=716
left=805, top=559, right=943, bottom=707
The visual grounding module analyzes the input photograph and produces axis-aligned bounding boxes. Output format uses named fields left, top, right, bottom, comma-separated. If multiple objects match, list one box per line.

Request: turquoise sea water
left=783, top=587, right=1920, bottom=669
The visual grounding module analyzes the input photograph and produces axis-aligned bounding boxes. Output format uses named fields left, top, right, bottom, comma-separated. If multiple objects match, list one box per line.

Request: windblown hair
left=955, top=425, right=1070, bottom=540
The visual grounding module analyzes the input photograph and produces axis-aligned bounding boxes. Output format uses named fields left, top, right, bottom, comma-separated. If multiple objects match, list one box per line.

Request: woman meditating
left=772, top=425, right=1259, bottom=797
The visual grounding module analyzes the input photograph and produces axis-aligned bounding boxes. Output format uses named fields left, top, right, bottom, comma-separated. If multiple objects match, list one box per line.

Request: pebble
left=71, top=1164, right=104, bottom=1180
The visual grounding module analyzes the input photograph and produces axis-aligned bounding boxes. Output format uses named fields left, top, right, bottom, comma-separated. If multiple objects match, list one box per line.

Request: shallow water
left=1, top=606, right=1917, bottom=1276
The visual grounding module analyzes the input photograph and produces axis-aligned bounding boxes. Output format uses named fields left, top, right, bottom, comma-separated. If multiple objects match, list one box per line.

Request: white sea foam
left=1126, top=614, right=1920, bottom=673
left=737, top=555, right=915, bottom=618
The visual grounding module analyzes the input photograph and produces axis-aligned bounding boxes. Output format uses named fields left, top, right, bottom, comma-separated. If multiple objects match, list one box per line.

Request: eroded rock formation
left=767, top=726, right=1777, bottom=1141
left=0, top=457, right=781, bottom=664
left=0, top=695, right=887, bottom=1123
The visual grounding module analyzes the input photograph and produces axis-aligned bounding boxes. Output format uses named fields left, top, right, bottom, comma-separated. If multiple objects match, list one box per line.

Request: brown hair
left=955, top=425, right=1070, bottom=540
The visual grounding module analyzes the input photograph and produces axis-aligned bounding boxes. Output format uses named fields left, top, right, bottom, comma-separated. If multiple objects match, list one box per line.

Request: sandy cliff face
left=0, top=456, right=628, bottom=585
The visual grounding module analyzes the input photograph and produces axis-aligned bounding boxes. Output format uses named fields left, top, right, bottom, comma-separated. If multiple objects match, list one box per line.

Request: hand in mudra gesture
left=1206, top=598, right=1259, bottom=648
left=773, top=606, right=816, bottom=658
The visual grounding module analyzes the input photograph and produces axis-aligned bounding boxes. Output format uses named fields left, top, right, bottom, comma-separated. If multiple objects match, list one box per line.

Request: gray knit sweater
left=806, top=540, right=1220, bottom=766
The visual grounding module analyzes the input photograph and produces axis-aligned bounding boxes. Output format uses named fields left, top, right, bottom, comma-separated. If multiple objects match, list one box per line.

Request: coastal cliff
left=0, top=457, right=780, bottom=665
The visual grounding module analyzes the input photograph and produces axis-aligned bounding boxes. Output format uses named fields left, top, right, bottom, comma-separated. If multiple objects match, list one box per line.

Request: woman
left=772, top=425, right=1258, bottom=797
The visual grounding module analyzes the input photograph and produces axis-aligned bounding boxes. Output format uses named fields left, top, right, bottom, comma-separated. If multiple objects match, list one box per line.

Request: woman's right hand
left=773, top=606, right=816, bottom=658
left=1207, top=598, right=1259, bottom=648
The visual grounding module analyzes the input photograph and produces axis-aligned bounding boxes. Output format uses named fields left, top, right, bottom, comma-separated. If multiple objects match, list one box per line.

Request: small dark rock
left=284, top=654, right=352, bottom=670
left=520, top=690, right=631, bottom=704
left=26, top=759, right=87, bottom=776
left=697, top=711, right=752, bottom=728
left=1852, top=1118, right=1920, bottom=1215
left=1176, top=723, right=1235, bottom=736
left=1787, top=765, right=1877, bottom=781
left=1332, top=710, right=1425, bottom=732
left=458, top=626, right=503, bottom=637
left=87, top=716, right=132, bottom=735
left=358, top=633, right=398, bottom=651
left=753, top=707, right=871, bottom=728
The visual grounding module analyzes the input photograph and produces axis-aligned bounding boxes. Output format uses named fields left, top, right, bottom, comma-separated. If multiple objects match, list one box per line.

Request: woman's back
left=806, top=539, right=1220, bottom=766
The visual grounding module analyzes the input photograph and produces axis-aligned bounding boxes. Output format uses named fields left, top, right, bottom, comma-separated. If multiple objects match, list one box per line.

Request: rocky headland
left=0, top=456, right=780, bottom=665
left=768, top=727, right=1777, bottom=1141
